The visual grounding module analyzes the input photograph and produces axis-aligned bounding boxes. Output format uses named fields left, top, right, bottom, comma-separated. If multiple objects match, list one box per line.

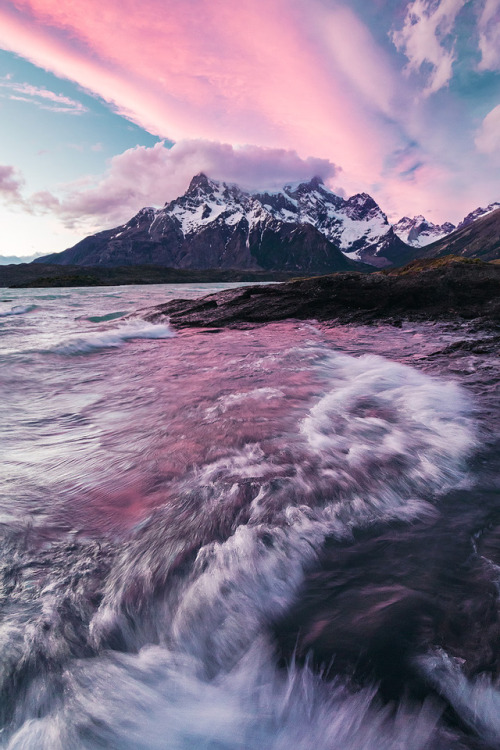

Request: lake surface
left=1, top=283, right=499, bottom=749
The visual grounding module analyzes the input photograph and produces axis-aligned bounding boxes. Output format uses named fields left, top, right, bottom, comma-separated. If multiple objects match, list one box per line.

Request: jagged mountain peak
left=284, top=175, right=325, bottom=194
left=132, top=206, right=156, bottom=219
left=124, top=206, right=158, bottom=230
left=393, top=214, right=456, bottom=248
left=306, top=174, right=324, bottom=189
left=345, top=193, right=382, bottom=212
left=186, top=172, right=217, bottom=194
left=342, top=192, right=387, bottom=225
left=349, top=191, right=374, bottom=202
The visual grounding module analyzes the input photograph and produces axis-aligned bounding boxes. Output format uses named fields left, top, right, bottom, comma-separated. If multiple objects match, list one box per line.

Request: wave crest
left=48, top=320, right=175, bottom=354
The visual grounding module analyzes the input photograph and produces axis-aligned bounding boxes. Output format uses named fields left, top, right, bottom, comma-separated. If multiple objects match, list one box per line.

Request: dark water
left=0, top=284, right=499, bottom=749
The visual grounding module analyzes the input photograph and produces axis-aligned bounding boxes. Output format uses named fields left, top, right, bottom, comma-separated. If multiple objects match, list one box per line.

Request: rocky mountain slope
left=417, top=206, right=500, bottom=263
left=35, top=173, right=498, bottom=271
left=389, top=203, right=500, bottom=250
left=35, top=175, right=411, bottom=271
left=457, top=202, right=500, bottom=229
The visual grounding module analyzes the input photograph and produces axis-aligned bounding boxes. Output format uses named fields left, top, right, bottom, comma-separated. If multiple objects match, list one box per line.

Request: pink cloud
left=0, top=0, right=400, bottom=191
left=35, top=140, right=339, bottom=230
left=0, top=164, right=25, bottom=206
left=3, top=139, right=490, bottom=235
left=309, top=4, right=399, bottom=118
left=475, top=105, right=500, bottom=156
left=0, top=0, right=495, bottom=227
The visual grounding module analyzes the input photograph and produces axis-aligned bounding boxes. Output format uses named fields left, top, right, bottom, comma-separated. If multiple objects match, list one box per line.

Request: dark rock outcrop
left=142, top=257, right=500, bottom=328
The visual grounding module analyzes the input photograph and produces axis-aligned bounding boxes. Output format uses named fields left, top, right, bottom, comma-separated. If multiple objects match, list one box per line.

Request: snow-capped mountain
left=393, top=202, right=500, bottom=249
left=36, top=175, right=362, bottom=274
left=254, top=179, right=394, bottom=260
left=36, top=174, right=414, bottom=271
left=143, top=173, right=397, bottom=262
left=393, top=216, right=456, bottom=248
left=31, top=173, right=500, bottom=272
left=457, top=202, right=500, bottom=229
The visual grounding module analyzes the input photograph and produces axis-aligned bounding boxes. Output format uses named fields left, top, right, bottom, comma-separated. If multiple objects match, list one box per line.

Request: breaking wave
left=301, top=351, right=476, bottom=506
left=0, top=303, right=37, bottom=318
left=1, top=313, right=498, bottom=750
left=46, top=320, right=175, bottom=354
left=88, top=351, right=478, bottom=678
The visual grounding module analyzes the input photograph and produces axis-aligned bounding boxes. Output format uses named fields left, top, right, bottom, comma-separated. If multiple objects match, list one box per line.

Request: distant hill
left=0, top=253, right=46, bottom=265
left=0, top=262, right=326, bottom=289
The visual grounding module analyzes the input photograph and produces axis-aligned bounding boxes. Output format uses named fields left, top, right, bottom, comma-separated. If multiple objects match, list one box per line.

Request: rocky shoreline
left=142, top=257, right=500, bottom=329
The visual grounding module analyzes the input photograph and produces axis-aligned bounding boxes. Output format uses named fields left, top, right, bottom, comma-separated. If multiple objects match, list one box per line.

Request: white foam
left=205, top=387, right=284, bottom=418
left=420, top=651, right=500, bottom=745
left=301, top=352, right=476, bottom=503
left=6, top=641, right=449, bottom=750
left=0, top=347, right=483, bottom=749
left=0, top=303, right=37, bottom=318
left=47, top=320, right=175, bottom=354
left=90, top=351, right=475, bottom=674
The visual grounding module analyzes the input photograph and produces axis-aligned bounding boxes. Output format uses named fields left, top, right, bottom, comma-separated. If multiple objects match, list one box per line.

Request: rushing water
left=0, top=283, right=499, bottom=749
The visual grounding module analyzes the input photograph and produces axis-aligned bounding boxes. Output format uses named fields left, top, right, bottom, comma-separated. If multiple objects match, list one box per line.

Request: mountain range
left=32, top=175, right=499, bottom=273
left=0, top=252, right=46, bottom=266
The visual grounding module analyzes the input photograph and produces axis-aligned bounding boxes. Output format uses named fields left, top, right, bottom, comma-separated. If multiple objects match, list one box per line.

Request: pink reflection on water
left=3, top=319, right=468, bottom=536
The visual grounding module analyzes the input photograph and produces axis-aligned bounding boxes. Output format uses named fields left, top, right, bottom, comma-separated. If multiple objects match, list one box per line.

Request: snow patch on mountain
left=253, top=181, right=391, bottom=256
left=393, top=216, right=456, bottom=248
left=127, top=174, right=395, bottom=263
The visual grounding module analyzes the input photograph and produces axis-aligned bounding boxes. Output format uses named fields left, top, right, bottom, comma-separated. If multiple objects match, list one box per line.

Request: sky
left=0, top=0, right=499, bottom=256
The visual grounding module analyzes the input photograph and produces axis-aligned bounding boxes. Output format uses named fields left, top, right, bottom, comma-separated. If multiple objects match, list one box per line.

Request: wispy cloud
left=477, top=0, right=500, bottom=71
left=391, top=0, right=466, bottom=95
left=475, top=104, right=500, bottom=155
left=0, top=165, right=25, bottom=206
left=0, top=79, right=87, bottom=114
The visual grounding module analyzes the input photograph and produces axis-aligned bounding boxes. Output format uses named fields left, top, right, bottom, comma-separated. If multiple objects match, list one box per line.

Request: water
left=0, top=284, right=499, bottom=749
